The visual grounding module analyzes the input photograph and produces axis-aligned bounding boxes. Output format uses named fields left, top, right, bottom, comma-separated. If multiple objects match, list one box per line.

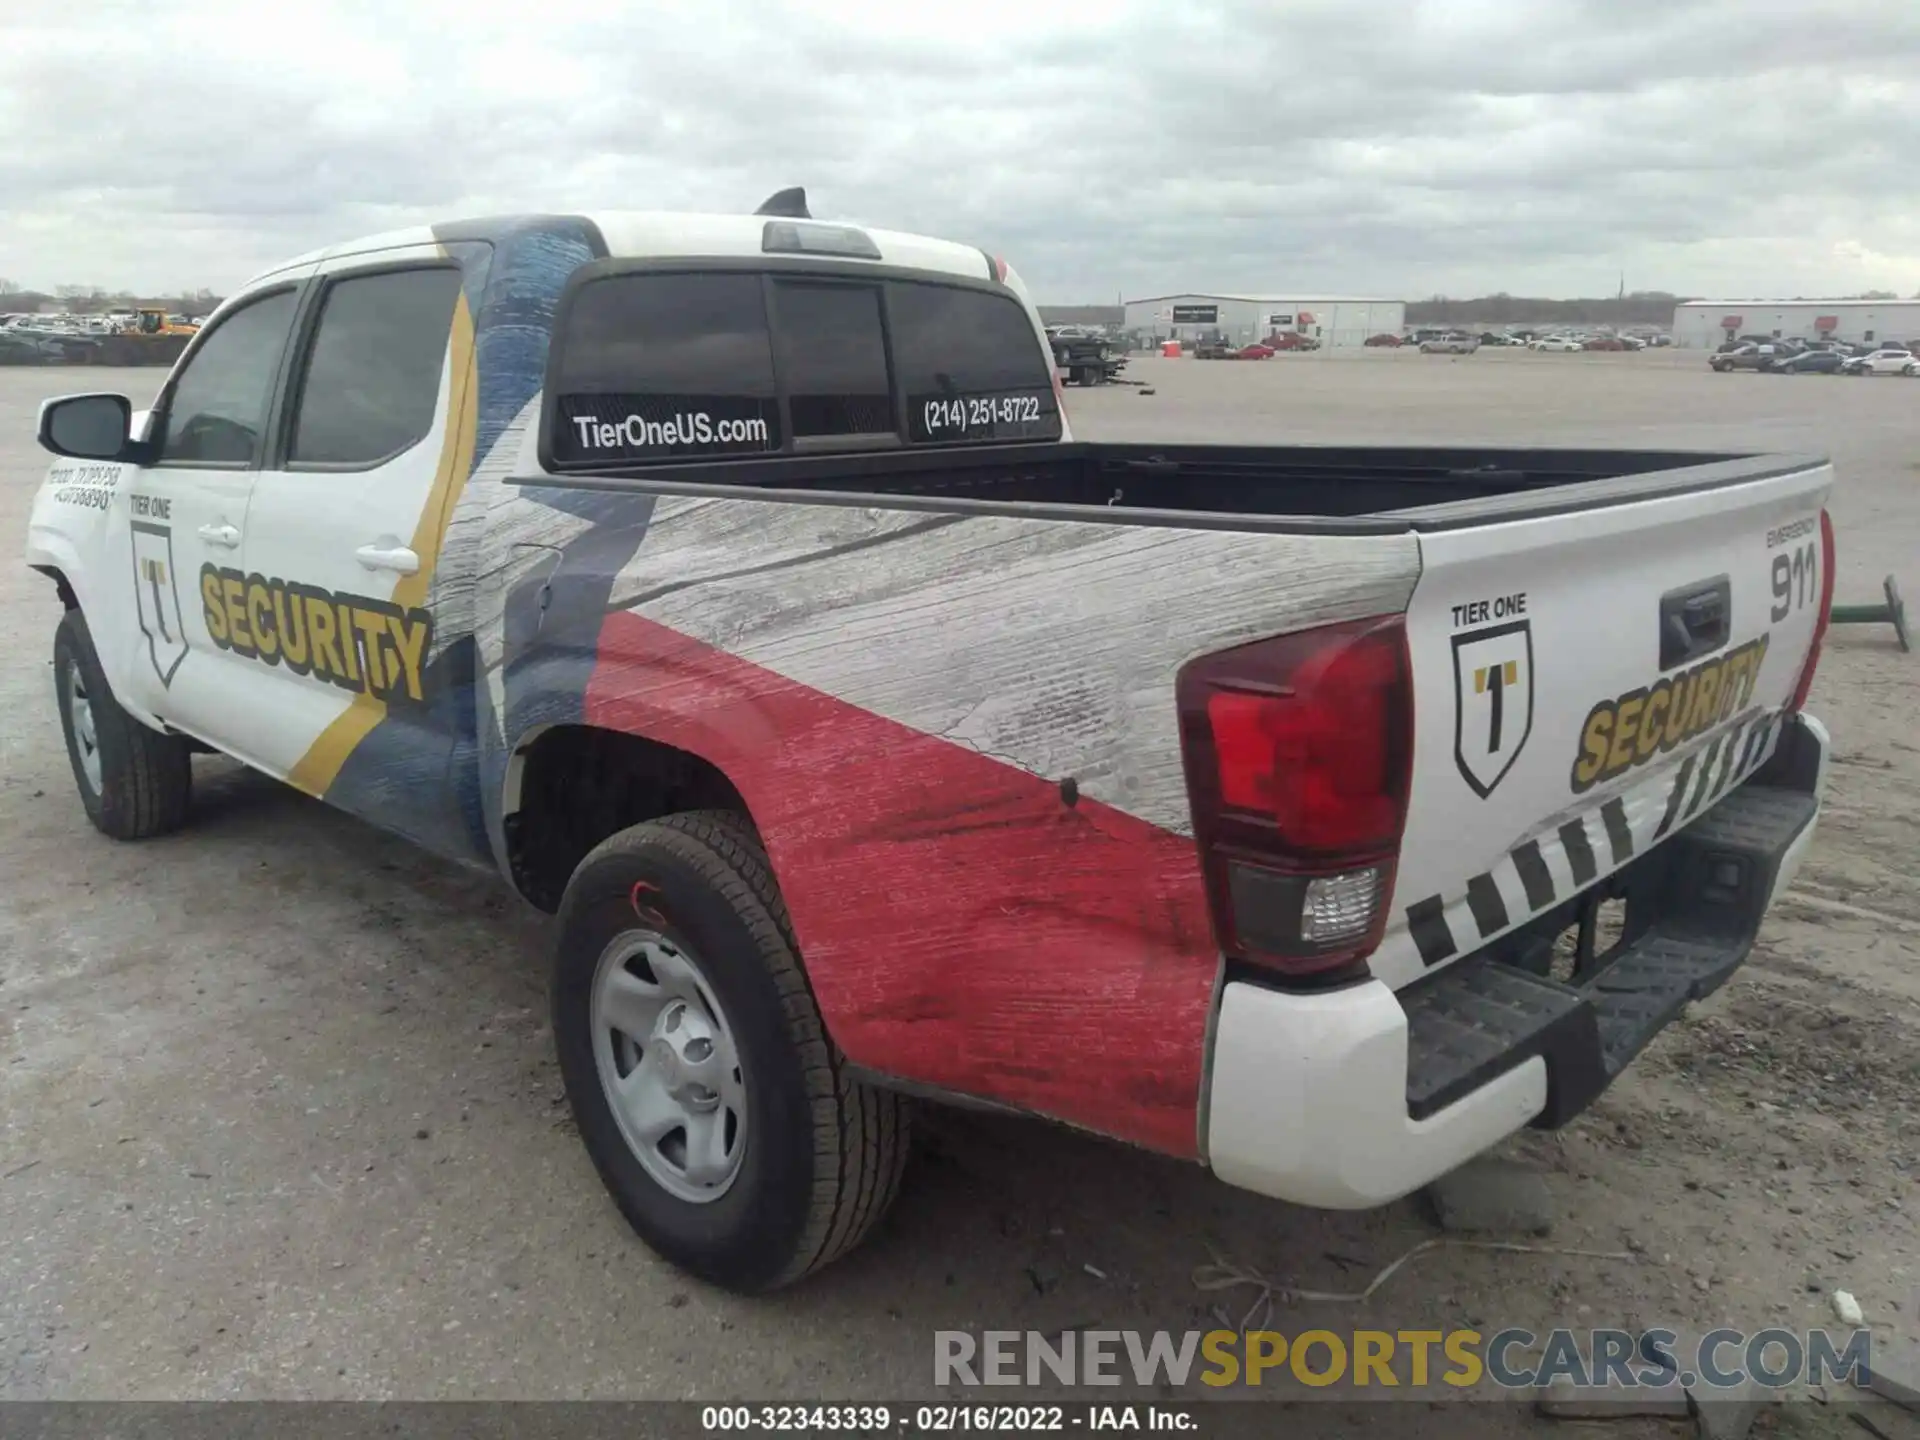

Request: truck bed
left=530, top=441, right=1817, bottom=532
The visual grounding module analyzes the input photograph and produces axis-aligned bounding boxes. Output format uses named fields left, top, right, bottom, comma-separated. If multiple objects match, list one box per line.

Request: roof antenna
left=754, top=187, right=810, bottom=219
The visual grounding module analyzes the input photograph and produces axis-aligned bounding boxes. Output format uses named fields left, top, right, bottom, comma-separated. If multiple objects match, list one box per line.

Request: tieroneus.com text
left=571, top=412, right=770, bottom=449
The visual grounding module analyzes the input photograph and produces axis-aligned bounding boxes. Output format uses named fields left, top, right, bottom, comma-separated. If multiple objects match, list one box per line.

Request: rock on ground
left=1424, top=1157, right=1554, bottom=1236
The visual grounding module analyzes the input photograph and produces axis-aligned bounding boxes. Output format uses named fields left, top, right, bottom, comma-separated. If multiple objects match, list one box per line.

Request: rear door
left=1371, top=466, right=1831, bottom=988
left=225, top=250, right=474, bottom=844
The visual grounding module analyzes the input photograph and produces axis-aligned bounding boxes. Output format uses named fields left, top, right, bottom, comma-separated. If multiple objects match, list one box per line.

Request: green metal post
left=1828, top=575, right=1909, bottom=653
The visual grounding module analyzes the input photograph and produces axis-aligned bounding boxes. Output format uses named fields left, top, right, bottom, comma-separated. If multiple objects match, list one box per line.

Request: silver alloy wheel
left=591, top=928, right=748, bottom=1203
left=64, top=658, right=102, bottom=794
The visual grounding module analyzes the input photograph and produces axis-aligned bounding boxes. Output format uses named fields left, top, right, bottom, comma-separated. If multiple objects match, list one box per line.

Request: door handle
left=196, top=523, right=241, bottom=549
left=355, top=543, right=420, bottom=575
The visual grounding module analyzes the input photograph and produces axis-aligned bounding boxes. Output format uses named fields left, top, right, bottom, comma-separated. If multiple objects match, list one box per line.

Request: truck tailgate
left=1372, top=463, right=1832, bottom=988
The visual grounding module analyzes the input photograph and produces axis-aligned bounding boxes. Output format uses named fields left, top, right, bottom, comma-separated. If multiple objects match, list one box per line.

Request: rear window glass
left=552, top=273, right=780, bottom=464
left=887, top=283, right=1060, bottom=445
left=548, top=269, right=1059, bottom=466
left=772, top=282, right=894, bottom=438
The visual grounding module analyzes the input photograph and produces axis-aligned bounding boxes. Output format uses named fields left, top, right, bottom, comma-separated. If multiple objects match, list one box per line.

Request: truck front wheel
left=53, top=610, right=192, bottom=840
left=551, top=810, right=911, bottom=1292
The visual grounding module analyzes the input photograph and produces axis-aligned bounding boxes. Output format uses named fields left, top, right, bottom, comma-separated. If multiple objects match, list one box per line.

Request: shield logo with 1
left=130, top=520, right=188, bottom=687
left=1452, top=619, right=1533, bottom=797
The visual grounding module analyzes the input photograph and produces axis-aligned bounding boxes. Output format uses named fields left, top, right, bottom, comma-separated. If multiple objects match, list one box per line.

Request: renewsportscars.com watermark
left=934, top=1327, right=1873, bottom=1393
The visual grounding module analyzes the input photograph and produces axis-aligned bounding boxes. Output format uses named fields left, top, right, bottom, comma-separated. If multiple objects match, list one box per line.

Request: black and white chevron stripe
left=1406, top=711, right=1783, bottom=968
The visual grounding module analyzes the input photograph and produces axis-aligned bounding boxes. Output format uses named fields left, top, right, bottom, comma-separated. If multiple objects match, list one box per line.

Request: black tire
left=552, top=810, right=911, bottom=1292
left=53, top=609, right=192, bottom=840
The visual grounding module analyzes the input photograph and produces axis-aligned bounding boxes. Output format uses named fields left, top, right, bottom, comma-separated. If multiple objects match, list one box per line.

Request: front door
left=227, top=250, right=477, bottom=854
left=116, top=280, right=309, bottom=753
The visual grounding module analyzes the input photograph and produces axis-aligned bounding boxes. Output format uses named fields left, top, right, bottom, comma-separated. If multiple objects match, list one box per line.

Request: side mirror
left=37, top=393, right=145, bottom=462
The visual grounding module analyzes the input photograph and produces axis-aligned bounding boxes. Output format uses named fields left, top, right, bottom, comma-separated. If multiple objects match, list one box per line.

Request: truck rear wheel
left=54, top=610, right=192, bottom=840
left=551, top=810, right=911, bottom=1292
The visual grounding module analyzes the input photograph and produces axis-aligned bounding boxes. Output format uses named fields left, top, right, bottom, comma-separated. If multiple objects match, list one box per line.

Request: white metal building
left=1122, top=293, right=1405, bottom=349
left=1672, top=299, right=1920, bottom=350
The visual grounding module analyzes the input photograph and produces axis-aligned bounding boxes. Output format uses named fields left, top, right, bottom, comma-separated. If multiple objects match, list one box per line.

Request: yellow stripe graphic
left=285, top=286, right=478, bottom=796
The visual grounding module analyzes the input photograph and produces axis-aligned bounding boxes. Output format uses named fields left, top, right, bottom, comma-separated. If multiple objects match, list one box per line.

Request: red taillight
left=1205, top=633, right=1403, bottom=852
left=1178, top=617, right=1414, bottom=978
left=1788, top=509, right=1836, bottom=713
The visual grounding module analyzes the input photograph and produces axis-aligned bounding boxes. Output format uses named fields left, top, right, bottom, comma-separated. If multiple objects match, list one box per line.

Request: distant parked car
left=1263, top=332, right=1319, bottom=351
left=1710, top=344, right=1782, bottom=372
left=1363, top=333, right=1402, bottom=347
left=1420, top=333, right=1479, bottom=354
left=1768, top=350, right=1847, bottom=375
left=1583, top=336, right=1628, bottom=352
left=29, top=330, right=102, bottom=364
left=0, top=331, right=54, bottom=365
left=1842, top=348, right=1917, bottom=376
left=1531, top=336, right=1583, bottom=352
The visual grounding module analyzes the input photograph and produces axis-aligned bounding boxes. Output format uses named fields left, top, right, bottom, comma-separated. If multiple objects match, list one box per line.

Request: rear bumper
left=1204, top=712, right=1828, bottom=1210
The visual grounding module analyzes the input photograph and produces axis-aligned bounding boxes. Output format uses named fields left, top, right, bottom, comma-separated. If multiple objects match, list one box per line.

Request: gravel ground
left=1, top=351, right=1914, bottom=1431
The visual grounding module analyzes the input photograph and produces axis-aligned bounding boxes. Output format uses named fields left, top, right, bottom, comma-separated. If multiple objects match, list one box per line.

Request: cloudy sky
left=3, top=0, right=1917, bottom=302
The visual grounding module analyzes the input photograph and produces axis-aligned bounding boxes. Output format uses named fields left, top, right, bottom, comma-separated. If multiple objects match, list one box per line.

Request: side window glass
left=158, top=291, right=298, bottom=466
left=290, top=268, right=463, bottom=467
left=770, top=282, right=893, bottom=438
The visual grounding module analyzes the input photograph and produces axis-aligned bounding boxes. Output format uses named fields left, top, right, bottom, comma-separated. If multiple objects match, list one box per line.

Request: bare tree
left=54, top=284, right=110, bottom=314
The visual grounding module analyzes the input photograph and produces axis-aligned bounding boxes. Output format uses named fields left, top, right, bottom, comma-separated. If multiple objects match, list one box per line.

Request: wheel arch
left=30, top=562, right=81, bottom=611
left=502, top=720, right=760, bottom=913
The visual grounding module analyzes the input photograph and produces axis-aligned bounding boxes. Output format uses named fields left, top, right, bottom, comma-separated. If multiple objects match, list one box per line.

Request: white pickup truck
left=26, top=193, right=1834, bottom=1293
